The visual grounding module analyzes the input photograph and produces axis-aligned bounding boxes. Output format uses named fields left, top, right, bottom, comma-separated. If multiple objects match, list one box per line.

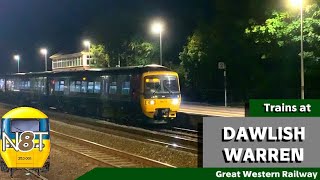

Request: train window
left=42, top=77, right=47, bottom=93
left=163, top=76, right=179, bottom=92
left=7, top=79, right=21, bottom=91
left=70, top=81, right=75, bottom=92
left=26, top=81, right=31, bottom=89
left=94, top=82, right=101, bottom=93
left=54, top=82, right=59, bottom=91
left=59, top=81, right=65, bottom=91
left=70, top=81, right=81, bottom=93
left=11, top=119, right=39, bottom=133
left=105, top=82, right=109, bottom=94
left=29, top=77, right=46, bottom=94
left=0, top=79, right=5, bottom=92
left=20, top=81, right=30, bottom=90
left=87, top=82, right=94, bottom=93
left=5, top=80, right=11, bottom=91
left=55, top=80, right=65, bottom=92
left=109, top=82, right=117, bottom=94
left=81, top=81, right=87, bottom=93
left=6, top=80, right=14, bottom=91
left=75, top=81, right=81, bottom=92
left=122, top=81, right=130, bottom=95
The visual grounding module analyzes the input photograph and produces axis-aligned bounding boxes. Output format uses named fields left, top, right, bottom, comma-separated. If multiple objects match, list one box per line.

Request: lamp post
left=13, top=55, right=20, bottom=73
left=40, top=48, right=48, bottom=71
left=290, top=0, right=304, bottom=99
left=151, top=21, right=164, bottom=65
left=83, top=40, right=91, bottom=66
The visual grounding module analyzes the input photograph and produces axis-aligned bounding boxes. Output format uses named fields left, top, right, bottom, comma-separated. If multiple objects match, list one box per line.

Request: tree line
left=90, top=0, right=320, bottom=104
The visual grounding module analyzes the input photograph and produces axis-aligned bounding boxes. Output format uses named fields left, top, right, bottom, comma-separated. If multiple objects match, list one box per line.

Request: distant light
left=290, top=0, right=303, bottom=7
left=82, top=77, right=87, bottom=81
left=151, top=21, right=164, bottom=34
left=83, top=40, right=91, bottom=47
left=40, top=48, right=48, bottom=55
left=13, top=55, right=20, bottom=61
left=172, top=143, right=178, bottom=148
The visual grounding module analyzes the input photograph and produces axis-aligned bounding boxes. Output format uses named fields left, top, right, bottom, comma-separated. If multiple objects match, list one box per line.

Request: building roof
left=50, top=51, right=89, bottom=60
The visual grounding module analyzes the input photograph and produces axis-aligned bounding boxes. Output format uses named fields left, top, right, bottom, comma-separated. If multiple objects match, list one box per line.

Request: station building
left=50, top=51, right=95, bottom=72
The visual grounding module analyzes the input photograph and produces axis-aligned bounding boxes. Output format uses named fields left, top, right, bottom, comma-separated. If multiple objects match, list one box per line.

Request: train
left=0, top=65, right=181, bottom=123
left=0, top=107, right=50, bottom=176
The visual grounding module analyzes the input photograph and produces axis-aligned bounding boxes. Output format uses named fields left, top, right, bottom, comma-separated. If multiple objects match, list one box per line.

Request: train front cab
left=140, top=71, right=181, bottom=123
left=0, top=107, right=50, bottom=173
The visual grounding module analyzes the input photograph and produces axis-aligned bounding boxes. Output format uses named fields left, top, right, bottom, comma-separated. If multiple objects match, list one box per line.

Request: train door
left=100, top=75, right=111, bottom=117
left=101, top=75, right=109, bottom=97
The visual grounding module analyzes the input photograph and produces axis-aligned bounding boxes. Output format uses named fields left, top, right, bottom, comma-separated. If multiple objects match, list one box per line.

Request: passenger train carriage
left=0, top=65, right=181, bottom=123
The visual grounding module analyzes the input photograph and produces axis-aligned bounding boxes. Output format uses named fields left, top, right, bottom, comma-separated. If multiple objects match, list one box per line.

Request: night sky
left=0, top=0, right=269, bottom=73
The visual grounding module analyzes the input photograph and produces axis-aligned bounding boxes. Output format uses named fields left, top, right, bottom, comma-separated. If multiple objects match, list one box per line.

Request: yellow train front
left=0, top=107, right=50, bottom=173
left=140, top=70, right=181, bottom=123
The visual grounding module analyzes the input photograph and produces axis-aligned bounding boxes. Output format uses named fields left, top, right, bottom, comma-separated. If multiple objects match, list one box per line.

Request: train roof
left=1, top=64, right=173, bottom=77
left=2, top=107, right=48, bottom=119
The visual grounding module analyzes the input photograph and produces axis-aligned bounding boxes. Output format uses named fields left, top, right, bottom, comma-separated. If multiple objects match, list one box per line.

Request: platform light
left=83, top=40, right=91, bottom=52
left=151, top=22, right=164, bottom=34
left=13, top=55, right=20, bottom=73
left=290, top=0, right=302, bottom=7
left=40, top=48, right=48, bottom=71
left=40, top=48, right=47, bottom=55
left=151, top=20, right=165, bottom=66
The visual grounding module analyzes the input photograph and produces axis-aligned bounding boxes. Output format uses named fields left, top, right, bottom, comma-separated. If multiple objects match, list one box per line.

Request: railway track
left=24, top=169, right=48, bottom=180
left=158, top=127, right=200, bottom=139
left=51, top=130, right=176, bottom=168
left=90, top=120, right=199, bottom=153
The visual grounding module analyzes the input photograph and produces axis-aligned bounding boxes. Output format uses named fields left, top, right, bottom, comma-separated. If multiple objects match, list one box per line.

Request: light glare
left=290, top=0, right=302, bottom=7
left=14, top=55, right=20, bottom=61
left=83, top=40, right=91, bottom=47
left=151, top=22, right=164, bottom=34
left=172, top=99, right=180, bottom=105
left=40, top=48, right=48, bottom=55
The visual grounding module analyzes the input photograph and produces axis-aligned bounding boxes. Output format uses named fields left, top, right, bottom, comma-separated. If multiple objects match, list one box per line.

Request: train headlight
left=145, top=100, right=155, bottom=105
left=149, top=100, right=155, bottom=105
left=35, top=143, right=45, bottom=148
left=172, top=99, right=180, bottom=105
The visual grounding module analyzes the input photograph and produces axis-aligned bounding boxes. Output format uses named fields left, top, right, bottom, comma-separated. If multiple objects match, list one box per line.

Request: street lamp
left=290, top=0, right=304, bottom=99
left=151, top=21, right=164, bottom=65
left=83, top=40, right=91, bottom=52
left=13, top=55, right=20, bottom=73
left=40, top=48, right=48, bottom=71
left=290, top=0, right=302, bottom=7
